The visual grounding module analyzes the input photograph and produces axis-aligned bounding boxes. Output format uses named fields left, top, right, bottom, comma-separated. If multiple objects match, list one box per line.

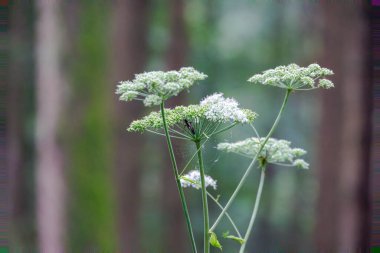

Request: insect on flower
left=184, top=119, right=196, bottom=135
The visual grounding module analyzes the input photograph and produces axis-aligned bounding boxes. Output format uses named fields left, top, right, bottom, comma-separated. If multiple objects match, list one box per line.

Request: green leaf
left=222, top=231, right=245, bottom=245
left=222, top=231, right=230, bottom=238
left=209, top=232, right=222, bottom=251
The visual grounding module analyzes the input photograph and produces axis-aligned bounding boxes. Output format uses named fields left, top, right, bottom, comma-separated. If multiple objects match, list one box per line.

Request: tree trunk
left=165, top=0, right=188, bottom=71
left=63, top=1, right=117, bottom=251
left=2, top=1, right=11, bottom=249
left=35, top=0, right=66, bottom=252
left=8, top=0, right=35, bottom=248
left=110, top=1, right=150, bottom=252
left=160, top=0, right=188, bottom=252
left=316, top=2, right=371, bottom=251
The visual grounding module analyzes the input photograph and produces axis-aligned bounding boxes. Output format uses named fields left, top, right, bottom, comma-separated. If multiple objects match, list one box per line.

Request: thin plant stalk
left=180, top=138, right=209, bottom=176
left=160, top=102, right=198, bottom=253
left=210, top=89, right=291, bottom=232
left=195, top=140, right=210, bottom=253
left=207, top=192, right=242, bottom=238
left=239, top=166, right=266, bottom=253
left=180, top=122, right=230, bottom=176
left=209, top=122, right=237, bottom=137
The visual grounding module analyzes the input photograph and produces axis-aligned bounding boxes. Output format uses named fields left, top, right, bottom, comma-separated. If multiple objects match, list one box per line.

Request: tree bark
left=110, top=1, right=150, bottom=252
left=63, top=1, right=117, bottom=250
left=8, top=0, right=35, bottom=248
left=8, top=2, right=22, bottom=238
left=161, top=0, right=188, bottom=252
left=316, top=2, right=371, bottom=251
left=165, top=0, right=188, bottom=71
left=2, top=1, right=11, bottom=249
left=35, top=0, right=66, bottom=252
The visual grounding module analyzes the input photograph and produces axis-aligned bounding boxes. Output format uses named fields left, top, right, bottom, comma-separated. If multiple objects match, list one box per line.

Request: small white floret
left=200, top=93, right=250, bottom=123
left=180, top=170, right=217, bottom=190
left=293, top=159, right=309, bottom=169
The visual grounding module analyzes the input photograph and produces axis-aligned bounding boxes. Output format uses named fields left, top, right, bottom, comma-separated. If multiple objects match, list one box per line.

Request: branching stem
left=209, top=89, right=291, bottom=232
left=207, top=192, right=242, bottom=238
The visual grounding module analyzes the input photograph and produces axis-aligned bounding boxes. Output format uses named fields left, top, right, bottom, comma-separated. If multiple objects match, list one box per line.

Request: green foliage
left=209, top=232, right=222, bottom=251
left=222, top=231, right=245, bottom=245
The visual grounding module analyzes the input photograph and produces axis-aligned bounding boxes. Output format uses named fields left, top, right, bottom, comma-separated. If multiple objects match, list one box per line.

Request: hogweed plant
left=116, top=64, right=334, bottom=253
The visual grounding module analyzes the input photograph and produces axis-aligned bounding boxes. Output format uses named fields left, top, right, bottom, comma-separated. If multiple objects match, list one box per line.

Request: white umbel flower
left=248, top=63, right=334, bottom=90
left=200, top=93, right=251, bottom=123
left=217, top=137, right=309, bottom=169
left=128, top=94, right=256, bottom=140
left=116, top=67, right=207, bottom=107
left=180, top=170, right=217, bottom=190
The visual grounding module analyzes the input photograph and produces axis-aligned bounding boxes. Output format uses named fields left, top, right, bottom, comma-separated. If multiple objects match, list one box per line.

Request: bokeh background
left=5, top=0, right=373, bottom=252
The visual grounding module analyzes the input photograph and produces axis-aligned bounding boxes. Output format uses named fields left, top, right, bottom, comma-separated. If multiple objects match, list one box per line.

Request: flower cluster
left=217, top=137, right=309, bottom=169
left=180, top=170, right=217, bottom=190
left=200, top=93, right=253, bottom=123
left=116, top=67, right=207, bottom=106
left=128, top=93, right=256, bottom=139
left=248, top=63, right=334, bottom=90
left=128, top=105, right=206, bottom=132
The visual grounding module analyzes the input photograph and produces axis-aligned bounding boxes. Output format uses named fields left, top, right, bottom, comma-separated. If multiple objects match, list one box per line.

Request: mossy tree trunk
left=64, top=1, right=117, bottom=251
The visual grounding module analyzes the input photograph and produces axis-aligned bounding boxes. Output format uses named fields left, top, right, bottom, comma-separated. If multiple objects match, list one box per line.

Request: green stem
left=207, top=192, right=242, bottom=238
left=160, top=102, right=197, bottom=253
left=180, top=141, right=208, bottom=176
left=195, top=140, right=210, bottom=253
left=210, top=89, right=291, bottom=232
left=239, top=166, right=266, bottom=253
left=208, top=122, right=237, bottom=137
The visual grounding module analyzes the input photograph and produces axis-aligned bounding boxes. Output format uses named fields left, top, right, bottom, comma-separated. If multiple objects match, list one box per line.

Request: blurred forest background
left=4, top=0, right=373, bottom=252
